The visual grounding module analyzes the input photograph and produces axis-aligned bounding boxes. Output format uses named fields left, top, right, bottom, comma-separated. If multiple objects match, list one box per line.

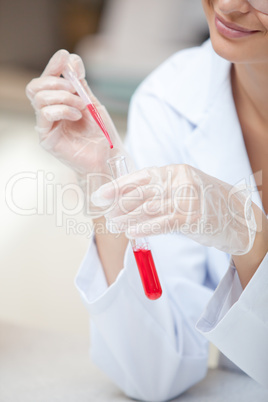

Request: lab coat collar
left=171, top=40, right=231, bottom=127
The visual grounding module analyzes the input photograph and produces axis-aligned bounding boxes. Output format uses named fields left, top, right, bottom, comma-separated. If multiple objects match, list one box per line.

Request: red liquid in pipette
left=133, top=248, right=162, bottom=300
left=87, top=104, right=113, bottom=149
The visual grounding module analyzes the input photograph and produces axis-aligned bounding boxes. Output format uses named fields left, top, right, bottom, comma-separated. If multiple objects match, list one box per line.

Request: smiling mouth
left=214, top=13, right=260, bottom=38
left=217, top=14, right=258, bottom=32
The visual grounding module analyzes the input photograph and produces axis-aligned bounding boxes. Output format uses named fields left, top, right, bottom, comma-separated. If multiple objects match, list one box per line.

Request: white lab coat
left=75, top=40, right=268, bottom=401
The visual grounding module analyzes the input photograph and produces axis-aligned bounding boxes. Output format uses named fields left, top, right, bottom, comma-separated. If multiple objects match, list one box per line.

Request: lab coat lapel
left=183, top=66, right=257, bottom=196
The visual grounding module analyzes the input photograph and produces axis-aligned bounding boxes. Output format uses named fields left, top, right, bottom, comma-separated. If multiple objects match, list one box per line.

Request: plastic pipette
left=63, top=63, right=113, bottom=149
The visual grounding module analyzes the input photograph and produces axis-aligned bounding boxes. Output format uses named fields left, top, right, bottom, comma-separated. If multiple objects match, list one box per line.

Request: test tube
left=107, top=156, right=162, bottom=300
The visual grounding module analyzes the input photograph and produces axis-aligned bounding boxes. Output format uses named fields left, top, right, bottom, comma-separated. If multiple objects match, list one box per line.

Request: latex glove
left=26, top=49, right=132, bottom=217
left=91, top=164, right=257, bottom=255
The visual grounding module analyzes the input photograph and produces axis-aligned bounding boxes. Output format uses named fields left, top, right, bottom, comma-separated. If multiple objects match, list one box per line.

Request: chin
left=209, top=25, right=257, bottom=64
left=209, top=32, right=267, bottom=64
left=210, top=34, right=242, bottom=63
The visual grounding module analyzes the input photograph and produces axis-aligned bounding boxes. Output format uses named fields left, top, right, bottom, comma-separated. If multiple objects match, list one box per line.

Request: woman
left=26, top=1, right=268, bottom=400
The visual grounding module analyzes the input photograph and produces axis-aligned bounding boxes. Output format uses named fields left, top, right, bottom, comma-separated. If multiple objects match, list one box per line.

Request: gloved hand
left=91, top=164, right=257, bottom=255
left=26, top=49, right=132, bottom=217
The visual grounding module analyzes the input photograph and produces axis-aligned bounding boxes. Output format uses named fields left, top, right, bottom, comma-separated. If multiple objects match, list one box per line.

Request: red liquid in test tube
left=133, top=247, right=162, bottom=300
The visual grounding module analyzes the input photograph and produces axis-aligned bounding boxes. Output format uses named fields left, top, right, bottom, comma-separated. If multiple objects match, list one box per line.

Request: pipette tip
left=86, top=103, right=114, bottom=149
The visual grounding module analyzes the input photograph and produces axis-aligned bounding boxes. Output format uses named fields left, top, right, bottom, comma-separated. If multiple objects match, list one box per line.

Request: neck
left=232, top=62, right=268, bottom=126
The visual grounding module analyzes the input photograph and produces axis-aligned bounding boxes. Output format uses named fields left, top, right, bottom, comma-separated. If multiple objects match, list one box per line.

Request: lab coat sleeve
left=196, top=253, right=268, bottom=387
left=76, top=237, right=213, bottom=402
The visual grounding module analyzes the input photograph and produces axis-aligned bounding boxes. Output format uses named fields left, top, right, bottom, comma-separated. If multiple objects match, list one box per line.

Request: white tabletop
left=0, top=322, right=267, bottom=402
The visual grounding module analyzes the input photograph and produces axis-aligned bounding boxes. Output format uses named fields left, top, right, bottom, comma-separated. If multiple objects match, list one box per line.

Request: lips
left=216, top=13, right=258, bottom=33
left=214, top=13, right=259, bottom=39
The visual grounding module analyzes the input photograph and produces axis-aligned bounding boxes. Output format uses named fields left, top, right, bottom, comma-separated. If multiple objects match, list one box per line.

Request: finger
left=103, top=185, right=161, bottom=218
left=68, top=53, right=85, bottom=80
left=68, top=53, right=101, bottom=104
left=126, top=208, right=193, bottom=238
left=91, top=168, right=154, bottom=205
left=126, top=217, right=167, bottom=238
left=35, top=105, right=82, bottom=134
left=80, top=78, right=99, bottom=104
left=106, top=196, right=177, bottom=229
left=105, top=199, right=160, bottom=226
left=26, top=76, right=75, bottom=102
left=42, top=49, right=70, bottom=77
left=107, top=214, right=167, bottom=236
left=91, top=182, right=140, bottom=207
left=33, top=90, right=85, bottom=111
left=105, top=219, right=127, bottom=234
